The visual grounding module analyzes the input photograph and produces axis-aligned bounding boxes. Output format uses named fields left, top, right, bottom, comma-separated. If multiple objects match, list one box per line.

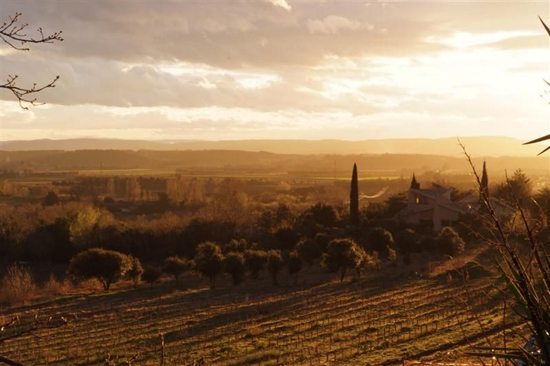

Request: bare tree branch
left=0, top=12, right=62, bottom=108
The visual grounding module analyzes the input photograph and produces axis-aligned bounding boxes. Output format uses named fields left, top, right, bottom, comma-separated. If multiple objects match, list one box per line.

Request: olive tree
left=67, top=248, right=131, bottom=291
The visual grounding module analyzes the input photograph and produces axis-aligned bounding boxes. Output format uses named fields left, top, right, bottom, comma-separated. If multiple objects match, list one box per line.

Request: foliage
left=461, top=139, right=550, bottom=364
left=67, top=248, right=131, bottom=291
left=394, top=229, right=420, bottom=255
left=494, top=169, right=532, bottom=205
left=306, top=203, right=339, bottom=228
left=126, top=256, right=143, bottom=288
left=163, top=256, right=189, bottom=286
left=287, top=251, right=302, bottom=284
left=350, top=163, right=359, bottom=226
left=223, top=252, right=247, bottom=285
left=244, top=249, right=267, bottom=279
left=141, top=266, right=162, bottom=289
left=322, top=238, right=364, bottom=282
left=296, top=238, right=322, bottom=265
left=0, top=263, right=36, bottom=305
left=436, top=227, right=465, bottom=256
left=363, top=227, right=395, bottom=261
left=225, top=238, right=247, bottom=254
left=194, top=242, right=224, bottom=289
left=266, top=250, right=284, bottom=286
left=42, top=191, right=60, bottom=206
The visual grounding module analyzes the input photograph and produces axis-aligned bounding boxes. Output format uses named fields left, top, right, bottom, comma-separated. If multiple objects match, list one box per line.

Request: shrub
left=223, top=252, right=246, bottom=285
left=41, top=273, right=70, bottom=297
left=244, top=249, right=267, bottom=279
left=296, top=239, right=322, bottom=265
left=194, top=242, right=224, bottom=289
left=395, top=229, right=420, bottom=255
left=163, top=256, right=189, bottom=286
left=309, top=203, right=339, bottom=227
left=437, top=227, right=465, bottom=256
left=364, top=227, right=395, bottom=261
left=127, top=256, right=143, bottom=288
left=322, top=239, right=363, bottom=282
left=67, top=248, right=131, bottom=291
left=266, top=250, right=284, bottom=286
left=0, top=263, right=36, bottom=305
left=314, top=232, right=332, bottom=251
left=224, top=239, right=247, bottom=254
left=287, top=251, right=302, bottom=284
left=274, top=228, right=300, bottom=252
left=142, top=266, right=162, bottom=289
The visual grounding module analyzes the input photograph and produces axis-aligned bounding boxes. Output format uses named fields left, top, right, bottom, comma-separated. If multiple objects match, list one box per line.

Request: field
left=0, top=266, right=524, bottom=365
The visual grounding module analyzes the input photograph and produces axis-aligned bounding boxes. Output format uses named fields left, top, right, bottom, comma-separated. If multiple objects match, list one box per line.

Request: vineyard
left=0, top=270, right=524, bottom=365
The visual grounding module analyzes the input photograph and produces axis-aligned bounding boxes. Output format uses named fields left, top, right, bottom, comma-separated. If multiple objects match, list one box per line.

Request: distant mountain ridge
left=0, top=136, right=546, bottom=157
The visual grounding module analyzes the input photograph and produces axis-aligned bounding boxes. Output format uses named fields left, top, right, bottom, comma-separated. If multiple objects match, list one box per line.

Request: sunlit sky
left=0, top=0, right=549, bottom=141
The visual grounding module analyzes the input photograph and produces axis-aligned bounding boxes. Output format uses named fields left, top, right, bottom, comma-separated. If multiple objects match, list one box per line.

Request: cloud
left=307, top=16, right=372, bottom=34
left=265, top=0, right=292, bottom=11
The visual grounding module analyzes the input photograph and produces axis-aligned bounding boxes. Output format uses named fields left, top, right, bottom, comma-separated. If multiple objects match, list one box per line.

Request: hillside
left=0, top=267, right=524, bottom=365
left=1, top=136, right=547, bottom=157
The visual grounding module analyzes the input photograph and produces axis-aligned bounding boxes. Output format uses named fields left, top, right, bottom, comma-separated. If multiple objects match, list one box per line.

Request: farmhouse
left=397, top=174, right=515, bottom=231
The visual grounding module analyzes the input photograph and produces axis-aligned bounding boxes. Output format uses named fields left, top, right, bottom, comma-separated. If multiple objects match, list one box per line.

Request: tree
left=532, top=187, right=550, bottom=227
left=42, top=191, right=59, bottom=206
left=395, top=229, right=420, bottom=255
left=307, top=203, right=339, bottom=228
left=494, top=169, right=532, bottom=205
left=437, top=227, right=465, bottom=256
left=67, top=248, right=131, bottom=291
left=163, top=256, right=189, bottom=287
left=480, top=161, right=489, bottom=201
left=194, top=242, right=224, bottom=289
left=1, top=12, right=63, bottom=108
left=266, top=250, right=284, bottom=285
left=244, top=249, right=267, bottom=279
left=350, top=163, right=359, bottom=226
left=142, top=266, right=162, bottom=289
left=274, top=227, right=300, bottom=252
left=223, top=252, right=246, bottom=285
left=296, top=238, right=322, bottom=266
left=322, top=239, right=363, bottom=282
left=363, top=227, right=395, bottom=261
left=126, top=256, right=143, bottom=289
left=287, top=251, right=302, bottom=284
left=224, top=238, right=247, bottom=254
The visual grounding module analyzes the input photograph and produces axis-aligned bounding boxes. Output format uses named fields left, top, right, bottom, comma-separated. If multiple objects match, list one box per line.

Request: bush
left=395, top=229, right=420, bottom=255
left=194, top=242, right=224, bottom=289
left=224, top=239, right=247, bottom=254
left=322, top=239, right=363, bottom=282
left=163, top=256, right=189, bottom=286
left=274, top=228, right=300, bottom=252
left=0, top=263, right=36, bottom=305
left=364, top=227, right=395, bottom=261
left=223, top=252, right=246, bottom=285
left=296, top=239, right=322, bottom=265
left=127, top=256, right=143, bottom=288
left=266, top=250, right=284, bottom=285
left=437, top=227, right=465, bottom=256
left=314, top=232, right=332, bottom=251
left=244, top=249, right=267, bottom=279
left=41, top=273, right=70, bottom=297
left=142, top=266, right=162, bottom=289
left=67, top=248, right=131, bottom=291
left=287, top=251, right=302, bottom=284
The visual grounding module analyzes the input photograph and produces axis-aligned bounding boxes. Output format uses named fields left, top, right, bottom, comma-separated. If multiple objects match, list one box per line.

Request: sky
left=0, top=0, right=549, bottom=141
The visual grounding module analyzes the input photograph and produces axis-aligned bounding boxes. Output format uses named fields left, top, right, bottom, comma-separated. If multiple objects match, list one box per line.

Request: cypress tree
left=350, top=163, right=359, bottom=226
left=480, top=161, right=489, bottom=200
